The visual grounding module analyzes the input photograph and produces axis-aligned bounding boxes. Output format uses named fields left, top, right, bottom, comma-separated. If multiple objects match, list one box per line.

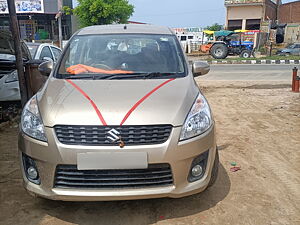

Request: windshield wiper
left=141, top=72, right=177, bottom=79
left=100, top=72, right=177, bottom=80
left=62, top=72, right=178, bottom=80
left=63, top=74, right=104, bottom=80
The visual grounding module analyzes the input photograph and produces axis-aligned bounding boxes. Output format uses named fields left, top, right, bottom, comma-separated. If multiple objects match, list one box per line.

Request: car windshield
left=26, top=43, right=39, bottom=58
left=57, top=34, right=186, bottom=79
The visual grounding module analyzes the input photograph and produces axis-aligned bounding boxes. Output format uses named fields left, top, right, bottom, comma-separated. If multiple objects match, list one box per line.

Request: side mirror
left=192, top=61, right=210, bottom=77
left=38, top=60, right=53, bottom=77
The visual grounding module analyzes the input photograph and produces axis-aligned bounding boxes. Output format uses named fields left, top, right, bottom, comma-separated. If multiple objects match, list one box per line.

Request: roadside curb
left=208, top=59, right=300, bottom=65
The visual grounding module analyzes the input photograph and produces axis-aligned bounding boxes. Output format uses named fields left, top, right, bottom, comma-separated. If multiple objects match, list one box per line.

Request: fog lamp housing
left=22, top=153, right=40, bottom=185
left=188, top=151, right=209, bottom=183
left=191, top=165, right=203, bottom=177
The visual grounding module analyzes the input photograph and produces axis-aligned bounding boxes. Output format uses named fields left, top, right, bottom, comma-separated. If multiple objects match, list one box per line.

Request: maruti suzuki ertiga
left=19, top=24, right=219, bottom=201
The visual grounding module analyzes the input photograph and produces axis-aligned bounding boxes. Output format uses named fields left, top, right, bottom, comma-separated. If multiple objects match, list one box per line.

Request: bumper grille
left=54, top=125, right=172, bottom=146
left=54, top=164, right=173, bottom=189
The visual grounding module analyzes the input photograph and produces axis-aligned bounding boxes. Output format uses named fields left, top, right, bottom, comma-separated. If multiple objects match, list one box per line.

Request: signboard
left=173, top=27, right=202, bottom=33
left=242, top=30, right=260, bottom=41
left=0, top=0, right=44, bottom=14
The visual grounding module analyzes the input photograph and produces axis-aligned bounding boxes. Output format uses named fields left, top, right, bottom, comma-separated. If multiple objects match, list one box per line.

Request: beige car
left=19, top=24, right=218, bottom=201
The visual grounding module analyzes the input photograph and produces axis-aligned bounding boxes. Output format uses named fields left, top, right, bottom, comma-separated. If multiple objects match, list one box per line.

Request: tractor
left=208, top=30, right=254, bottom=59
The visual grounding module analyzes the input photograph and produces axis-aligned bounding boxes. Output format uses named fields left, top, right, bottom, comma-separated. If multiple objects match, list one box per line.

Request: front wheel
left=240, top=50, right=252, bottom=58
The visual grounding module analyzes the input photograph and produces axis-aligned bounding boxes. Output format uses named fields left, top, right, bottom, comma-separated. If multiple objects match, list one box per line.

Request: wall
left=279, top=1, right=300, bottom=23
left=284, top=23, right=300, bottom=43
left=264, top=0, right=277, bottom=20
left=227, top=5, right=263, bottom=20
left=226, top=5, right=263, bottom=29
left=43, top=0, right=59, bottom=14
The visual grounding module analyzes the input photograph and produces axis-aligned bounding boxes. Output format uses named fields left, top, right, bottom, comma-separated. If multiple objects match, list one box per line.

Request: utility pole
left=7, top=0, right=28, bottom=107
left=58, top=0, right=63, bottom=48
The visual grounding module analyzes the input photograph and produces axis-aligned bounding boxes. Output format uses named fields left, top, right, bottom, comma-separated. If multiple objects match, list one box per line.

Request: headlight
left=5, top=70, right=18, bottom=83
left=21, top=96, right=47, bottom=142
left=180, top=93, right=212, bottom=141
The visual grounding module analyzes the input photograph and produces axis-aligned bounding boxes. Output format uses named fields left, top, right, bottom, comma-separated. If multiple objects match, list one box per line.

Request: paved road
left=199, top=64, right=297, bottom=81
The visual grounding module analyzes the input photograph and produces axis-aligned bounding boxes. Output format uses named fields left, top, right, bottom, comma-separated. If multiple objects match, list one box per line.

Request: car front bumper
left=18, top=125, right=217, bottom=201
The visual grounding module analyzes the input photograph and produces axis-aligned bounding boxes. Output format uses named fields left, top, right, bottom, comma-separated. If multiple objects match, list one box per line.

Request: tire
left=210, top=44, right=228, bottom=59
left=240, top=50, right=252, bottom=58
left=208, top=147, right=219, bottom=187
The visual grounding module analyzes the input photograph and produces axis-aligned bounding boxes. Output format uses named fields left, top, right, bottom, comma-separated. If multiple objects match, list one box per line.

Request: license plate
left=77, top=152, right=148, bottom=170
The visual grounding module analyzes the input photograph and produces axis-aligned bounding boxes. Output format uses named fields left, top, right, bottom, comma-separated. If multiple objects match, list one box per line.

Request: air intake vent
left=54, top=125, right=172, bottom=146
left=54, top=164, right=174, bottom=189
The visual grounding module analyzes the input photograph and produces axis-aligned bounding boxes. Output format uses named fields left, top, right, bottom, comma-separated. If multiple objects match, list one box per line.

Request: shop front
left=0, top=0, right=72, bottom=42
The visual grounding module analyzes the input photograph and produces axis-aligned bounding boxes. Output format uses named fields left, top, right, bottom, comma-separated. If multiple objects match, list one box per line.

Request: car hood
left=37, top=76, right=199, bottom=127
left=0, top=30, right=30, bottom=60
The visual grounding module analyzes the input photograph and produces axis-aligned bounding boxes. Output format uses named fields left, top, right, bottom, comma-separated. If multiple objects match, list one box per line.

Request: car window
left=26, top=44, right=39, bottom=58
left=294, top=44, right=300, bottom=48
left=39, top=46, right=53, bottom=60
left=51, top=47, right=62, bottom=61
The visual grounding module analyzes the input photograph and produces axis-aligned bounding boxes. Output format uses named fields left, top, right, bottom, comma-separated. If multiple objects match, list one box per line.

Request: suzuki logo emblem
left=106, top=129, right=121, bottom=143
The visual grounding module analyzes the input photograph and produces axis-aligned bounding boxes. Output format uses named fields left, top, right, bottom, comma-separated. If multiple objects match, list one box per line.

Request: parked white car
left=0, top=42, right=62, bottom=102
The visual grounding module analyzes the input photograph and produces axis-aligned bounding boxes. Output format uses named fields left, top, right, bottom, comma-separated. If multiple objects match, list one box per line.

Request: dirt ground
left=0, top=80, right=299, bottom=225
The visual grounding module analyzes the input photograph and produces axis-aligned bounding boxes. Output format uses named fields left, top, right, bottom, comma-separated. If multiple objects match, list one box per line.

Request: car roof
left=26, top=42, right=41, bottom=47
left=26, top=42, right=61, bottom=49
left=77, top=24, right=174, bottom=36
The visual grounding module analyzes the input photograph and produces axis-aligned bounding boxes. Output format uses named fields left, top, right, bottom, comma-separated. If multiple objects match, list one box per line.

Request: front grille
left=54, top=164, right=173, bottom=189
left=54, top=125, right=172, bottom=146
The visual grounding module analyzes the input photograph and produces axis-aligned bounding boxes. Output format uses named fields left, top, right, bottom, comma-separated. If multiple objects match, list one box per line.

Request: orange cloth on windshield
left=66, top=64, right=133, bottom=75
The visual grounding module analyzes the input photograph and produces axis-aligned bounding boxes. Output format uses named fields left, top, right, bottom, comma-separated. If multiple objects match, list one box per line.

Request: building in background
left=173, top=27, right=208, bottom=53
left=128, top=21, right=147, bottom=24
left=0, top=0, right=73, bottom=41
left=278, top=1, right=300, bottom=23
left=225, top=0, right=279, bottom=31
left=278, top=1, right=300, bottom=43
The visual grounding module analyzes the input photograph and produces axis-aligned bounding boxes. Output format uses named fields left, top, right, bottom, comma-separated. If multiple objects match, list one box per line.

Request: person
left=34, top=32, right=40, bottom=40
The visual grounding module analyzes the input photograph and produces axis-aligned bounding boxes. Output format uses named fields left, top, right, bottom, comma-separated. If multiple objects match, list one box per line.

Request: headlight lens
left=180, top=93, right=212, bottom=141
left=21, top=96, right=47, bottom=142
left=5, top=70, right=18, bottom=83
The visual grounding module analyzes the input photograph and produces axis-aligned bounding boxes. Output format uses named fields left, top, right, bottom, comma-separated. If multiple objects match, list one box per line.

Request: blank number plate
left=77, top=152, right=148, bottom=170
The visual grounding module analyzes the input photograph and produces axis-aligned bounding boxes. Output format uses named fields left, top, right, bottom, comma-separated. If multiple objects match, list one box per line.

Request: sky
left=72, top=0, right=298, bottom=28
left=128, top=0, right=225, bottom=28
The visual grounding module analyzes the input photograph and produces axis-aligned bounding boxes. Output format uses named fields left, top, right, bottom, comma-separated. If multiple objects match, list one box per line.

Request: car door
left=50, top=46, right=62, bottom=63
left=38, top=46, right=54, bottom=62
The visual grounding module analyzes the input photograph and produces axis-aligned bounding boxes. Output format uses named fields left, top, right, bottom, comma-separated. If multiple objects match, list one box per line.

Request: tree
left=204, top=23, right=223, bottom=32
left=204, top=23, right=223, bottom=39
left=68, top=0, right=134, bottom=27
